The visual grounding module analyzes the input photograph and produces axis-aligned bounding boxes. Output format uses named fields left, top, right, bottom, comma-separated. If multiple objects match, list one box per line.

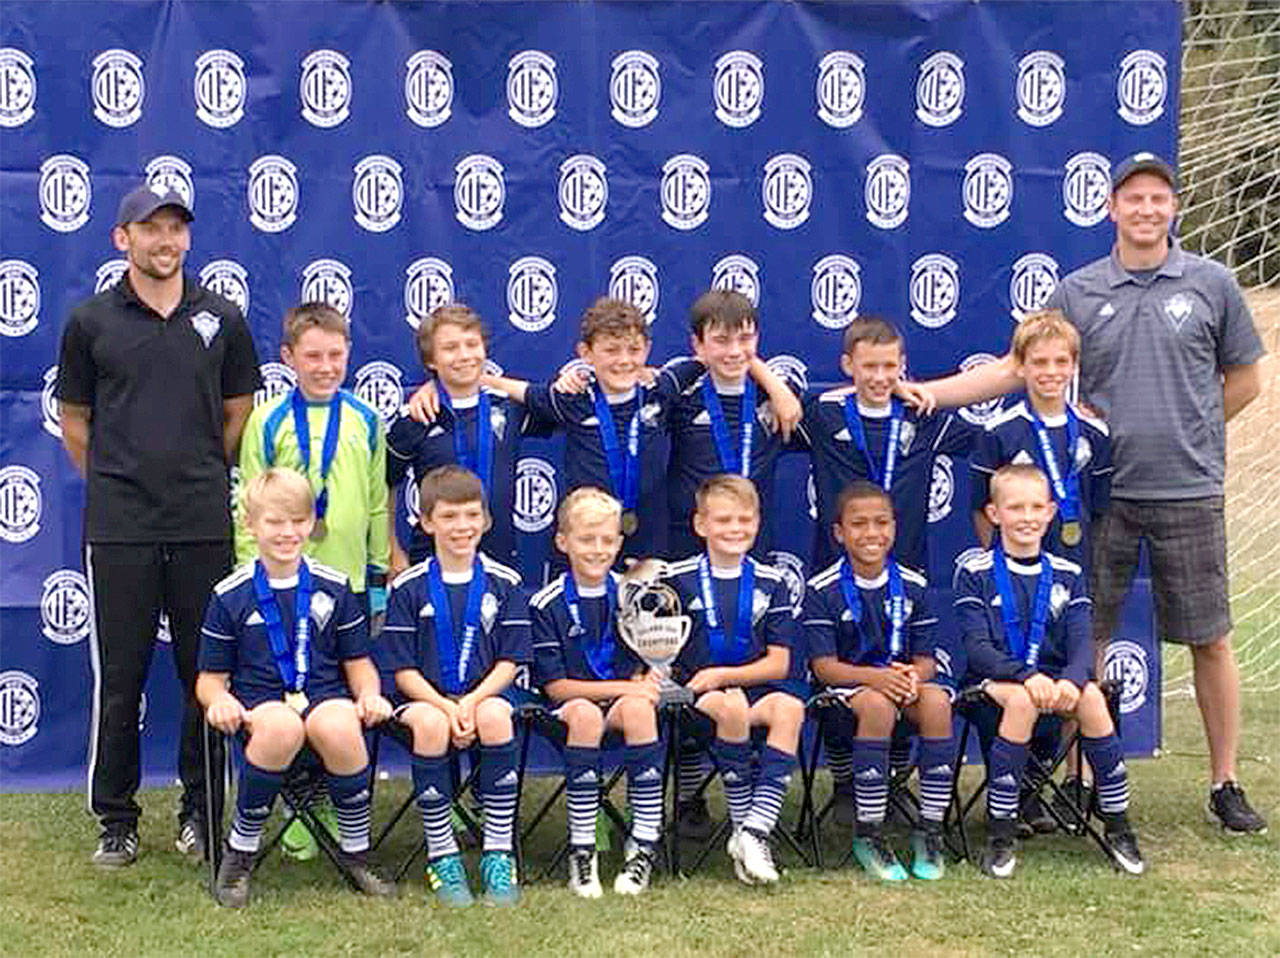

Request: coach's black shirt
left=56, top=274, right=261, bottom=543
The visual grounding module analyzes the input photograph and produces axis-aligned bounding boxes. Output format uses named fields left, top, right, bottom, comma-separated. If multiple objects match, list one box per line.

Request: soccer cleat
left=91, top=824, right=138, bottom=869
left=426, top=854, right=474, bottom=907
left=737, top=828, right=780, bottom=884
left=480, top=851, right=520, bottom=906
left=613, top=845, right=655, bottom=896
left=1104, top=825, right=1145, bottom=876
left=852, top=832, right=908, bottom=882
left=340, top=851, right=396, bottom=898
left=175, top=814, right=207, bottom=863
left=830, top=785, right=856, bottom=828
left=726, top=829, right=755, bottom=885
left=676, top=796, right=714, bottom=840
left=567, top=848, right=603, bottom=899
left=1208, top=782, right=1268, bottom=835
left=1019, top=792, right=1057, bottom=836
left=909, top=826, right=946, bottom=881
left=213, top=845, right=255, bottom=908
left=980, top=823, right=1019, bottom=879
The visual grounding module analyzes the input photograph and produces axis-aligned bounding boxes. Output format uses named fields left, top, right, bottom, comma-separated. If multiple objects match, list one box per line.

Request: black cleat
left=1208, top=782, right=1268, bottom=835
left=91, top=825, right=138, bottom=869
left=341, top=851, right=397, bottom=897
left=980, top=820, right=1018, bottom=879
left=213, top=845, right=255, bottom=908
left=1020, top=792, right=1057, bottom=835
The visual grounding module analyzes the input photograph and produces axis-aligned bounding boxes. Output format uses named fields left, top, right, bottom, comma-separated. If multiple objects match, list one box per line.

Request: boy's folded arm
left=463, top=660, right=518, bottom=703
left=720, top=643, right=789, bottom=687
left=395, top=668, right=451, bottom=710
left=545, top=676, right=648, bottom=703
left=342, top=657, right=383, bottom=700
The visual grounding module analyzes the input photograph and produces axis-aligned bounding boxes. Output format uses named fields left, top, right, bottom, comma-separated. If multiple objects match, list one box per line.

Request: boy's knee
left=853, top=690, right=897, bottom=729
left=405, top=706, right=450, bottom=752
left=249, top=705, right=306, bottom=753
left=475, top=698, right=513, bottom=740
left=561, top=698, right=605, bottom=738
left=615, top=695, right=656, bottom=732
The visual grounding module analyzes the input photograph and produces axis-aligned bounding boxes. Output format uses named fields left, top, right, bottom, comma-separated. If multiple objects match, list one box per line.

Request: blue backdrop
left=0, top=0, right=1176, bottom=789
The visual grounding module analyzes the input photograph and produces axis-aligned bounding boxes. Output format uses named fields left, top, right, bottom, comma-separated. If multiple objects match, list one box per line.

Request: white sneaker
left=613, top=845, right=655, bottom=895
left=567, top=849, right=603, bottom=899
left=726, top=828, right=755, bottom=885
left=737, top=828, right=780, bottom=884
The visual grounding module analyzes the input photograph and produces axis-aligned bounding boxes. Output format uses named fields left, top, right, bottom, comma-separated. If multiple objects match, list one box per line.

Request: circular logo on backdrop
left=248, top=155, right=298, bottom=233
left=1016, top=51, right=1065, bottom=127
left=508, top=50, right=557, bottom=128
left=1063, top=152, right=1111, bottom=228
left=92, top=49, right=144, bottom=127
left=1009, top=253, right=1060, bottom=320
left=404, top=257, right=455, bottom=330
left=94, top=259, right=127, bottom=294
left=0, top=670, right=40, bottom=746
left=714, top=51, right=763, bottom=128
left=957, top=354, right=1005, bottom=426
left=507, top=257, right=557, bottom=332
left=514, top=458, right=557, bottom=533
left=41, top=570, right=91, bottom=645
left=811, top=254, right=861, bottom=329
left=762, top=154, right=812, bottom=230
left=39, top=154, right=91, bottom=233
left=454, top=154, right=505, bottom=231
left=927, top=455, right=954, bottom=524
left=199, top=259, right=250, bottom=316
left=354, top=361, right=404, bottom=424
left=0, top=48, right=36, bottom=127
left=1117, top=50, right=1166, bottom=125
left=301, top=259, right=353, bottom=318
left=0, top=260, right=39, bottom=337
left=194, top=49, right=246, bottom=128
left=0, top=465, right=41, bottom=543
left=963, top=153, right=1013, bottom=228
left=661, top=154, right=711, bottom=231
left=300, top=49, right=351, bottom=127
left=405, top=50, right=453, bottom=128
left=1103, top=640, right=1150, bottom=714
left=254, top=362, right=297, bottom=408
left=909, top=254, right=960, bottom=329
left=353, top=155, right=403, bottom=233
left=767, top=551, right=806, bottom=611
left=916, top=51, right=964, bottom=127
left=865, top=154, right=910, bottom=230
left=609, top=256, right=659, bottom=324
left=711, top=254, right=760, bottom=308
left=816, top=51, right=865, bottom=128
left=145, top=155, right=195, bottom=212
left=558, top=154, right=608, bottom=231
left=765, top=355, right=809, bottom=396
left=41, top=366, right=60, bottom=438
left=610, top=50, right=660, bottom=128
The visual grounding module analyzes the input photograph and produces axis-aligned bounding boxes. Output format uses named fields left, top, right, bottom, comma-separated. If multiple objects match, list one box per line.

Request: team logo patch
left=1117, top=50, right=1167, bottom=125
left=404, top=477, right=421, bottom=528
left=610, top=50, right=660, bottom=128
left=508, top=50, right=557, bottom=128
left=1009, top=253, right=1060, bottom=320
left=963, top=153, right=1013, bottom=228
left=301, top=259, right=354, bottom=318
left=762, top=153, right=812, bottom=230
left=916, top=52, right=964, bottom=127
left=766, top=355, right=809, bottom=395
left=0, top=670, right=40, bottom=746
left=39, top=154, right=91, bottom=233
left=353, top=155, right=403, bottom=233
left=404, top=257, right=455, bottom=330
left=714, top=51, right=763, bottom=128
left=254, top=361, right=297, bottom=408
left=405, top=50, right=453, bottom=128
left=1016, top=51, right=1065, bottom=127
left=811, top=254, right=861, bottom=329
left=0, top=48, right=36, bottom=127
left=0, top=260, right=39, bottom=337
left=507, top=256, right=557, bottom=332
left=711, top=254, right=760, bottom=308
left=514, top=457, right=557, bottom=533
left=1163, top=292, right=1194, bottom=332
left=661, top=154, right=710, bottom=231
left=0, top=465, right=41, bottom=543
left=355, top=361, right=404, bottom=424
left=194, top=49, right=246, bottom=128
left=909, top=254, right=960, bottom=329
left=767, top=551, right=806, bottom=612
left=300, top=49, right=351, bottom=128
left=40, top=570, right=90, bottom=645
left=455, top=154, right=505, bottom=231
left=957, top=354, right=1005, bottom=425
left=248, top=155, right=299, bottom=233
left=92, top=49, right=144, bottom=127
left=1103, top=640, right=1149, bottom=715
left=1050, top=582, right=1071, bottom=617
left=558, top=154, right=608, bottom=231
left=928, top=455, right=954, bottom=524
left=865, top=154, right=910, bottom=230
left=1063, top=152, right=1111, bottom=227
left=190, top=310, right=221, bottom=348
left=145, top=155, right=195, bottom=211
left=199, top=259, right=250, bottom=316
left=41, top=366, right=60, bottom=438
left=1073, top=436, right=1093, bottom=470
left=816, top=51, right=865, bottom=128
left=608, top=256, right=659, bottom=324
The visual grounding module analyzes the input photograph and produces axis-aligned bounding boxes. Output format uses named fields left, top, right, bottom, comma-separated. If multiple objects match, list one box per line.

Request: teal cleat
left=426, top=853, right=474, bottom=907
left=909, top=827, right=946, bottom=880
left=480, top=850, right=520, bottom=906
left=852, top=833, right=908, bottom=882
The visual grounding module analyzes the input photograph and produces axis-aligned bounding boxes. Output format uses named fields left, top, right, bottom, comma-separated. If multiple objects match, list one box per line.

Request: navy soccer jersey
left=802, top=559, right=951, bottom=686
left=803, top=388, right=974, bottom=570
left=378, top=553, right=531, bottom=697
left=387, top=390, right=542, bottom=567
left=199, top=559, right=368, bottom=710
left=530, top=572, right=646, bottom=686
left=970, top=400, right=1112, bottom=566
left=954, top=549, right=1092, bottom=688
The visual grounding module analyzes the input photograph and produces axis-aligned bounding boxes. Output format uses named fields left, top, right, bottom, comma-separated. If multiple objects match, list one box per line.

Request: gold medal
left=1060, top=520, right=1082, bottom=547
left=310, top=517, right=327, bottom=542
left=284, top=690, right=309, bottom=713
left=621, top=510, right=639, bottom=536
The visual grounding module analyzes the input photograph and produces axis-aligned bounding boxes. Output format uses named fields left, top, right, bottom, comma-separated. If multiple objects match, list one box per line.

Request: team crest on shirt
left=92, top=49, right=144, bottom=127
left=0, top=465, right=41, bottom=543
left=40, top=570, right=90, bottom=645
left=816, top=51, right=865, bottom=128
left=957, top=355, right=1004, bottom=426
left=0, top=260, right=39, bottom=337
left=355, top=361, right=404, bottom=424
left=1073, top=436, right=1093, bottom=469
left=310, top=590, right=335, bottom=631
left=909, top=254, right=960, bottom=328
left=963, top=153, right=1013, bottom=228
left=610, top=51, right=660, bottom=128
left=558, top=154, right=608, bottom=231
left=194, top=49, right=246, bottom=128
left=1016, top=51, right=1065, bottom=127
left=41, top=366, right=60, bottom=438
left=255, top=362, right=297, bottom=407
left=866, top=154, right=910, bottom=230
left=811, top=254, right=861, bottom=329
left=661, top=154, right=711, bottom=231
left=353, top=155, right=404, bottom=233
left=404, top=257, right=454, bottom=330
left=199, top=259, right=250, bottom=316
left=1163, top=293, right=1194, bottom=332
left=1063, top=152, right=1111, bottom=228
left=1049, top=582, right=1070, bottom=617
left=507, top=257, right=557, bottom=332
left=508, top=51, right=557, bottom=128
left=248, top=155, right=299, bottom=233
left=751, top=587, right=770, bottom=624
left=39, top=154, right=91, bottom=233
left=1117, top=50, right=1166, bottom=125
left=608, top=256, right=659, bottom=323
left=916, top=52, right=964, bottom=127
left=145, top=155, right=195, bottom=211
left=300, top=50, right=351, bottom=127
left=95, top=258, right=128, bottom=294
left=301, top=259, right=354, bottom=318
left=0, top=670, right=40, bottom=746
left=481, top=592, right=500, bottom=633
left=0, top=48, right=36, bottom=127
left=455, top=154, right=505, bottom=231
left=711, top=255, right=760, bottom=308
left=897, top=420, right=917, bottom=457
left=1009, top=253, right=1060, bottom=320
left=762, top=154, right=812, bottom=230
left=190, top=310, right=221, bottom=348
left=1103, top=640, right=1149, bottom=714
left=714, top=51, right=763, bottom=128
left=490, top=404, right=509, bottom=441
left=928, top=455, right=954, bottom=523
left=405, top=50, right=453, bottom=128
left=514, top=458, right=557, bottom=533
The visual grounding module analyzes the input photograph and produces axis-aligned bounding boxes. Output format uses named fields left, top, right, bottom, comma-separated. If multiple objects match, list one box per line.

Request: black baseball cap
left=1111, top=152, right=1178, bottom=193
left=115, top=183, right=194, bottom=227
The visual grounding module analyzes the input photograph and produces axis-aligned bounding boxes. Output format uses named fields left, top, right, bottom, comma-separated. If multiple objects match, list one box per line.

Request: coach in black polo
left=56, top=184, right=261, bottom=867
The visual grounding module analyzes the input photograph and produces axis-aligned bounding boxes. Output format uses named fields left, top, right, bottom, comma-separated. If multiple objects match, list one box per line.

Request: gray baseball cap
left=1111, top=152, right=1178, bottom=193
left=115, top=183, right=194, bottom=227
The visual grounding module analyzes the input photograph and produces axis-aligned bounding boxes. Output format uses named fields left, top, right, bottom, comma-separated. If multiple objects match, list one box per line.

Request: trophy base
left=658, top=686, right=695, bottom=707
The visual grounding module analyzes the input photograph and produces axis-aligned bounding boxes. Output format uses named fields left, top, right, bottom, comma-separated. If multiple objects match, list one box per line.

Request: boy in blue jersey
left=662, top=475, right=806, bottom=885
left=804, top=481, right=955, bottom=882
left=379, top=465, right=532, bottom=907
left=196, top=468, right=394, bottom=907
left=531, top=488, right=665, bottom=897
left=955, top=464, right=1143, bottom=878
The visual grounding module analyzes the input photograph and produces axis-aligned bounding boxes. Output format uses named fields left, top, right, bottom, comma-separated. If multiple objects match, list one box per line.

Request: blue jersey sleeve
left=906, top=583, right=940, bottom=661
left=198, top=592, right=239, bottom=674
left=1061, top=576, right=1094, bottom=688
left=934, top=411, right=976, bottom=458
left=763, top=575, right=798, bottom=653
left=801, top=583, right=838, bottom=661
left=523, top=382, right=568, bottom=433
left=497, top=588, right=533, bottom=665
left=386, top=414, right=426, bottom=487
left=969, top=426, right=999, bottom=512
left=377, top=577, right=421, bottom=673
left=1088, top=424, right=1113, bottom=519
left=333, top=585, right=370, bottom=660
left=530, top=600, right=567, bottom=688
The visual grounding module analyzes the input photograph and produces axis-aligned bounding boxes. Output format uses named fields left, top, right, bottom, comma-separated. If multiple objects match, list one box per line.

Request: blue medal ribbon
left=591, top=386, right=641, bottom=516
left=843, top=396, right=903, bottom=491
left=838, top=558, right=907, bottom=664
left=1028, top=405, right=1083, bottom=524
left=426, top=557, right=487, bottom=695
left=252, top=559, right=312, bottom=693
left=702, top=378, right=756, bottom=477
left=288, top=389, right=343, bottom=521
left=698, top=555, right=755, bottom=665
left=439, top=387, right=494, bottom=497
left=991, top=542, right=1053, bottom=669
left=564, top=572, right=619, bottom=681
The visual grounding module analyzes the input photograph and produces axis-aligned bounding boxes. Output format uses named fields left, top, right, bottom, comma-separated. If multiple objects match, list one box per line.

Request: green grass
left=2, top=694, right=1277, bottom=958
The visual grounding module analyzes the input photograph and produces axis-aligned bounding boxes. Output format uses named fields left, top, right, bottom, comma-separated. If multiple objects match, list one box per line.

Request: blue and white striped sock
left=917, top=736, right=956, bottom=825
left=327, top=768, right=372, bottom=854
left=713, top=738, right=753, bottom=828
left=1082, top=733, right=1130, bottom=814
left=479, top=740, right=519, bottom=853
left=987, top=736, right=1029, bottom=821
left=412, top=754, right=458, bottom=860
left=742, top=745, right=797, bottom=837
left=230, top=762, right=282, bottom=853
left=625, top=740, right=664, bottom=846
left=677, top=749, right=707, bottom=804
left=852, top=738, right=890, bottom=826
left=826, top=739, right=854, bottom=790
left=564, top=745, right=600, bottom=851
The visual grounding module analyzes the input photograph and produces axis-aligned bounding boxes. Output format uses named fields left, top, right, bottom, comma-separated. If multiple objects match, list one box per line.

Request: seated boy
left=662, top=475, right=806, bottom=885
left=531, top=488, right=665, bottom=896
left=955, top=463, right=1143, bottom=878
left=804, top=480, right=955, bottom=882
left=378, top=465, right=532, bottom=907
left=196, top=467, right=394, bottom=907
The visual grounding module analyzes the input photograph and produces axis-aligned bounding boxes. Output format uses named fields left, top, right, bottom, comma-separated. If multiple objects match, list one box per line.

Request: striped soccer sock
left=479, top=740, right=519, bottom=853
left=1082, top=733, right=1130, bottom=814
left=564, top=745, right=601, bottom=851
left=712, top=738, right=753, bottom=828
left=327, top=768, right=373, bottom=854
left=852, top=738, right=890, bottom=828
left=412, top=754, right=458, bottom=860
left=916, top=736, right=956, bottom=825
left=625, top=740, right=665, bottom=847
left=987, top=736, right=1029, bottom=822
left=229, top=762, right=283, bottom=853
left=742, top=745, right=797, bottom=837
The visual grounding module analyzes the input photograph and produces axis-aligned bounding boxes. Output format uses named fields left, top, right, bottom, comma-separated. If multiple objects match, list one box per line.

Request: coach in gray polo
left=920, top=153, right=1267, bottom=834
